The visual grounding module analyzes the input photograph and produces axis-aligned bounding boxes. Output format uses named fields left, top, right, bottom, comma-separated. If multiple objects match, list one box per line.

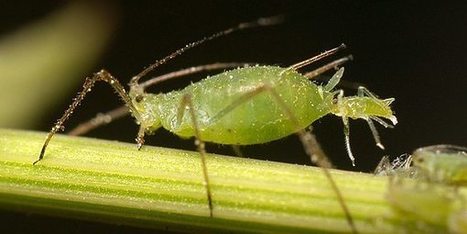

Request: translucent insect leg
left=231, top=145, right=245, bottom=158
left=130, top=16, right=284, bottom=86
left=365, top=118, right=385, bottom=149
left=68, top=63, right=250, bottom=136
left=342, top=116, right=355, bottom=166
left=357, top=86, right=378, bottom=98
left=324, top=67, right=345, bottom=92
left=136, top=125, right=146, bottom=150
left=371, top=116, right=395, bottom=128
left=177, top=94, right=214, bottom=217
left=336, top=89, right=356, bottom=166
left=35, top=70, right=139, bottom=165
left=68, top=106, right=128, bottom=136
left=208, top=84, right=357, bottom=234
left=303, top=56, right=352, bottom=83
left=357, top=86, right=392, bottom=149
left=357, top=86, right=396, bottom=117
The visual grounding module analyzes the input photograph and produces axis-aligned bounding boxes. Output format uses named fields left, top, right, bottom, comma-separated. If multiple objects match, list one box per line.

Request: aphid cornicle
left=35, top=16, right=397, bottom=233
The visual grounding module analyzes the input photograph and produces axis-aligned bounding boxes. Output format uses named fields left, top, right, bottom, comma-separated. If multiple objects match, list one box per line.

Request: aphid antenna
left=140, top=62, right=253, bottom=89
left=283, top=43, right=347, bottom=74
left=130, top=15, right=284, bottom=86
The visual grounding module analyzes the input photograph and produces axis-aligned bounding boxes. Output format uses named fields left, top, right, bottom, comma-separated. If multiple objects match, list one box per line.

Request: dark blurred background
left=1, top=1, right=466, bottom=233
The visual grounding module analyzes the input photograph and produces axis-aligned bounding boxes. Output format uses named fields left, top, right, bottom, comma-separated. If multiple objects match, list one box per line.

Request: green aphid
left=34, top=16, right=397, bottom=233
left=412, top=145, right=467, bottom=186
left=387, top=178, right=466, bottom=234
left=383, top=145, right=467, bottom=233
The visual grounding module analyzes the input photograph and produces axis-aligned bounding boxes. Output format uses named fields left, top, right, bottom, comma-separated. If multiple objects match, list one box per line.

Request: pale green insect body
left=333, top=96, right=395, bottom=121
left=130, top=65, right=396, bottom=146
left=384, top=145, right=467, bottom=233
left=413, top=145, right=467, bottom=186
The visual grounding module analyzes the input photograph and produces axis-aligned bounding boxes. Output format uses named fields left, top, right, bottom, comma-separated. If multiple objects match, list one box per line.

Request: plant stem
left=0, top=129, right=415, bottom=233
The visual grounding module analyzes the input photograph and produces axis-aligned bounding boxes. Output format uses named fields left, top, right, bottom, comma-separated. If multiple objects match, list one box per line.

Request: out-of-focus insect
left=379, top=145, right=467, bottom=233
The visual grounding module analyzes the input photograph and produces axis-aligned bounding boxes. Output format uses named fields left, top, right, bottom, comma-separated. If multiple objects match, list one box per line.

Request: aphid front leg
left=177, top=94, right=214, bottom=217
left=207, top=84, right=357, bottom=233
left=35, top=70, right=139, bottom=165
left=136, top=126, right=146, bottom=149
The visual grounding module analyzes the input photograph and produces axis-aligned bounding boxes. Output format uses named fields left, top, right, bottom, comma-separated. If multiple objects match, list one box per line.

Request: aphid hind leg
left=35, top=70, right=138, bottom=165
left=177, top=94, right=214, bottom=217
left=208, top=84, right=357, bottom=233
left=231, top=145, right=245, bottom=158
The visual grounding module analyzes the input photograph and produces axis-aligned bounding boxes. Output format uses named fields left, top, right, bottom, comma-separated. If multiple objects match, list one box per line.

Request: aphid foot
left=376, top=143, right=385, bottom=150
left=136, top=137, right=144, bottom=150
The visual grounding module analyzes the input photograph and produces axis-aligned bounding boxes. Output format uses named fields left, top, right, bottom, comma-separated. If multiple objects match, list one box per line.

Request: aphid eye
left=135, top=95, right=144, bottom=103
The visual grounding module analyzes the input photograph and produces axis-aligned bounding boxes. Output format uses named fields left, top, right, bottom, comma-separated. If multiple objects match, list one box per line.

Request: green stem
left=0, top=129, right=407, bottom=233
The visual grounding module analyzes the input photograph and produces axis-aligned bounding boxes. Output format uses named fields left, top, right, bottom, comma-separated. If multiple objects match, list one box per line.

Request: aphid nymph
left=35, top=16, right=397, bottom=233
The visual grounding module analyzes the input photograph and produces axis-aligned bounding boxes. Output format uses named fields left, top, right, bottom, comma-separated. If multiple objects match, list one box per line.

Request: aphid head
left=129, top=88, right=162, bottom=133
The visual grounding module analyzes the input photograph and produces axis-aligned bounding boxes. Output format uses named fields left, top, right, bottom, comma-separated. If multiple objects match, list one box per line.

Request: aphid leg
left=303, top=56, right=352, bottom=83
left=336, top=89, right=356, bottom=166
left=34, top=70, right=139, bottom=165
left=68, top=106, right=128, bottom=136
left=208, top=84, right=357, bottom=233
left=324, top=67, right=345, bottom=92
left=357, top=86, right=391, bottom=149
left=357, top=86, right=378, bottom=98
left=136, top=126, right=146, bottom=150
left=358, top=86, right=397, bottom=126
left=365, top=118, right=384, bottom=149
left=177, top=94, right=214, bottom=217
left=231, top=145, right=245, bottom=158
left=342, top=116, right=355, bottom=166
left=68, top=63, right=250, bottom=136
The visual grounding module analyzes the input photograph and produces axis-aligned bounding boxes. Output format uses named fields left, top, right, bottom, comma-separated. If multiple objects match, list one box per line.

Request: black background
left=1, top=1, right=466, bottom=233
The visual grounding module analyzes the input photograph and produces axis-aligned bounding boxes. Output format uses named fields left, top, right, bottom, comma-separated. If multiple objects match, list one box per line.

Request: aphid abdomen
left=160, top=66, right=333, bottom=145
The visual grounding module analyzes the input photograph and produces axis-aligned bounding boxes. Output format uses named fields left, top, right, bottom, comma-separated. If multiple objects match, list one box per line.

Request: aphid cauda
left=35, top=16, right=397, bottom=233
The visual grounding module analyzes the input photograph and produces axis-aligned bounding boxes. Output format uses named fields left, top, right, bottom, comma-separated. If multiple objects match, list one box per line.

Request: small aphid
left=387, top=178, right=466, bottom=233
left=35, top=16, right=397, bottom=233
left=383, top=145, right=467, bottom=233
left=412, top=144, right=467, bottom=186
